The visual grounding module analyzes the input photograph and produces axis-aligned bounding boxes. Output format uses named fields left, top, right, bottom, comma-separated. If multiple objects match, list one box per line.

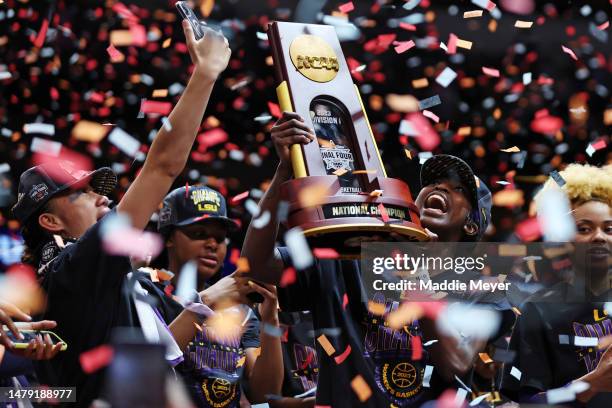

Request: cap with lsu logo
left=158, top=185, right=238, bottom=233
left=12, top=161, right=116, bottom=224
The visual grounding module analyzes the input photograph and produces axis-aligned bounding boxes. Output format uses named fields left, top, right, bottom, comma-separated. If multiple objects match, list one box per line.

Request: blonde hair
left=535, top=163, right=612, bottom=208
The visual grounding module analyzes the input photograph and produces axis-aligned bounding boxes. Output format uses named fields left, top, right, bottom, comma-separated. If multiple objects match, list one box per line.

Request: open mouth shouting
left=422, top=191, right=449, bottom=217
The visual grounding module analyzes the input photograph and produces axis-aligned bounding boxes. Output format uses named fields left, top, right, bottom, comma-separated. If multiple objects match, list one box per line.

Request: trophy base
left=302, top=221, right=429, bottom=258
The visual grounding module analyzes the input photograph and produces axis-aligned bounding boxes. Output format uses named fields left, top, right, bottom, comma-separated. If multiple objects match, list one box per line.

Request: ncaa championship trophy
left=268, top=22, right=428, bottom=255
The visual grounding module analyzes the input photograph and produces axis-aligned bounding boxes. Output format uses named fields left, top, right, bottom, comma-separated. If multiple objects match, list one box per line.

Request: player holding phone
left=12, top=16, right=231, bottom=407
left=140, top=185, right=283, bottom=407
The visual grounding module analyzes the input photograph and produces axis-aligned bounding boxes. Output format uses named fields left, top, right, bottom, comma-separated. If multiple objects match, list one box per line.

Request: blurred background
left=0, top=0, right=610, bottom=271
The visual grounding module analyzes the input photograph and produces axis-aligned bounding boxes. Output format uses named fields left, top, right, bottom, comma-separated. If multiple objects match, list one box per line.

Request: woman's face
left=571, top=200, right=611, bottom=274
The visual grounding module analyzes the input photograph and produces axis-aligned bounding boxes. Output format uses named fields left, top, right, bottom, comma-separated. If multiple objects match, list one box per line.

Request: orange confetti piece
left=333, top=167, right=348, bottom=176
left=236, top=355, right=246, bottom=367
left=162, top=38, right=171, bottom=48
left=479, top=352, right=494, bottom=364
left=352, top=169, right=376, bottom=175
left=500, top=146, right=520, bottom=153
left=317, top=334, right=336, bottom=356
left=369, top=189, right=383, bottom=197
left=351, top=375, right=372, bottom=402
left=514, top=20, right=533, bottom=28
left=368, top=301, right=386, bottom=316
left=236, top=257, right=250, bottom=272
left=152, top=89, right=169, bottom=98
left=298, top=183, right=329, bottom=207
left=456, top=38, right=473, bottom=50
left=412, top=78, right=429, bottom=88
left=464, top=10, right=483, bottom=18
left=71, top=120, right=109, bottom=143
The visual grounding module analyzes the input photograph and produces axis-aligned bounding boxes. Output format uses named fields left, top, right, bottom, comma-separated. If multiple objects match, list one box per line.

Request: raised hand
left=182, top=20, right=231, bottom=82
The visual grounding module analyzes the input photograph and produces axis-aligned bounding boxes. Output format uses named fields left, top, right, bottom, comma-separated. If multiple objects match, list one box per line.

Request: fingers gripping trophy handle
left=275, top=81, right=308, bottom=178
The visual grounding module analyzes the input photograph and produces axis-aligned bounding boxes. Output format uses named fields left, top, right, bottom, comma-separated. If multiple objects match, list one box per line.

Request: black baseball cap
left=158, top=185, right=238, bottom=233
left=420, top=154, right=492, bottom=239
left=12, top=161, right=116, bottom=224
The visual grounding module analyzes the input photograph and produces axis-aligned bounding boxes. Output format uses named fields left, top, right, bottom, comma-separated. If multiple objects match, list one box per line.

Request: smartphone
left=105, top=331, right=167, bottom=408
left=2, top=328, right=68, bottom=351
left=175, top=1, right=206, bottom=40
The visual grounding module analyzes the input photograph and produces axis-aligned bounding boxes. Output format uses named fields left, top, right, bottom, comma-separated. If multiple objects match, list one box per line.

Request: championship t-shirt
left=279, top=310, right=319, bottom=398
left=34, top=210, right=138, bottom=407
left=179, top=305, right=260, bottom=408
left=136, top=272, right=262, bottom=408
left=276, top=247, right=437, bottom=407
left=502, top=282, right=612, bottom=407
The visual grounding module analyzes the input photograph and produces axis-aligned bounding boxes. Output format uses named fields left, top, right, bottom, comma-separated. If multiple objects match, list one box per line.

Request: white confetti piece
left=422, top=365, right=434, bottom=387
left=435, top=67, right=457, bottom=87
left=418, top=151, right=433, bottom=164
left=470, top=393, right=490, bottom=406
left=523, top=72, right=532, bottom=85
left=161, top=116, right=172, bottom=131
left=559, top=334, right=570, bottom=344
left=0, top=163, right=10, bottom=173
left=496, top=181, right=510, bottom=185
left=536, top=188, right=576, bottom=242
left=403, top=0, right=421, bottom=10
left=252, top=210, right=271, bottom=229
left=24, top=123, right=55, bottom=136
left=574, top=336, right=599, bottom=347
left=0, top=72, right=12, bottom=80
left=30, top=137, right=62, bottom=156
left=399, top=120, right=418, bottom=136
left=418, top=95, right=441, bottom=110
left=254, top=114, right=273, bottom=123
left=422, top=110, right=439, bottom=123
left=423, top=339, right=438, bottom=347
left=285, top=227, right=314, bottom=270
left=175, top=261, right=197, bottom=303
left=256, top=32, right=268, bottom=41
left=546, top=386, right=577, bottom=405
left=510, top=366, right=522, bottom=380
left=514, top=20, right=533, bottom=28
left=244, top=199, right=261, bottom=217
left=454, top=388, right=468, bottom=406
left=585, top=144, right=596, bottom=157
left=437, top=303, right=501, bottom=340
left=108, top=127, right=141, bottom=158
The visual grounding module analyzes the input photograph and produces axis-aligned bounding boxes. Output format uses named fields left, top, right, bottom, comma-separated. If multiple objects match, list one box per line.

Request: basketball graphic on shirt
left=201, top=377, right=236, bottom=407
left=391, top=362, right=417, bottom=388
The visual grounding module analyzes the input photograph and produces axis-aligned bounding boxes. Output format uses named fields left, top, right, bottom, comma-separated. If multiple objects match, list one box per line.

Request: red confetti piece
left=342, top=293, right=349, bottom=310
left=399, top=22, right=417, bottom=31
left=402, top=112, right=441, bottom=150
left=128, top=24, right=147, bottom=47
left=80, top=345, right=114, bottom=374
left=300, top=349, right=315, bottom=369
left=486, top=0, right=497, bottom=11
left=334, top=344, right=352, bottom=364
left=447, top=33, right=458, bottom=54
left=140, top=100, right=172, bottom=115
left=164, top=284, right=174, bottom=297
left=33, top=18, right=49, bottom=48
left=411, top=335, right=423, bottom=360
left=313, top=248, right=340, bottom=259
left=482, top=66, right=500, bottom=77
left=112, top=2, right=139, bottom=24
left=515, top=217, right=542, bottom=242
left=591, top=139, right=607, bottom=151
left=230, top=191, right=249, bottom=205
left=185, top=182, right=190, bottom=198
left=338, top=1, right=355, bottom=13
left=378, top=203, right=390, bottom=223
left=597, top=21, right=609, bottom=30
left=280, top=267, right=297, bottom=287
left=229, top=248, right=240, bottom=264
left=530, top=114, right=563, bottom=135
left=197, top=128, right=229, bottom=151
left=106, top=44, right=125, bottom=62
left=268, top=101, right=282, bottom=118
left=561, top=45, right=578, bottom=61
left=393, top=40, right=415, bottom=54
